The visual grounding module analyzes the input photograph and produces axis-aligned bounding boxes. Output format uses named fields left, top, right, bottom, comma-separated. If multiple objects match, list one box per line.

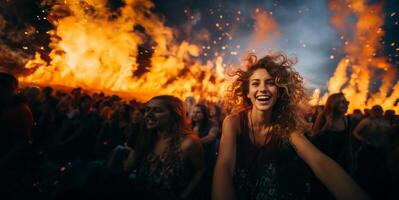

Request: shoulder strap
left=238, top=110, right=248, bottom=137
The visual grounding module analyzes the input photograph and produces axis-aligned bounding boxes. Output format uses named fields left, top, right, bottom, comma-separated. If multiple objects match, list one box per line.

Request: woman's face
left=337, top=96, right=349, bottom=114
left=144, top=99, right=171, bottom=130
left=131, top=109, right=143, bottom=124
left=247, top=68, right=278, bottom=112
left=192, top=106, right=204, bottom=123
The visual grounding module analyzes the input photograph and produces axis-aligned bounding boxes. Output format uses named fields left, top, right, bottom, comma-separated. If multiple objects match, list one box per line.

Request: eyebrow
left=250, top=78, right=274, bottom=82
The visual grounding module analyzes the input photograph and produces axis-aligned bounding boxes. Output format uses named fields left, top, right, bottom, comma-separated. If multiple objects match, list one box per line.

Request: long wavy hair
left=190, top=104, right=212, bottom=138
left=324, top=93, right=346, bottom=118
left=133, top=95, right=192, bottom=167
left=225, top=52, right=309, bottom=144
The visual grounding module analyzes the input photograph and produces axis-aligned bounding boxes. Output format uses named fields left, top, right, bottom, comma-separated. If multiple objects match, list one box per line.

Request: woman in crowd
left=125, top=106, right=144, bottom=149
left=352, top=105, right=392, bottom=199
left=213, top=53, right=368, bottom=200
left=124, top=95, right=205, bottom=200
left=312, top=93, right=353, bottom=170
left=353, top=105, right=392, bottom=148
left=191, top=104, right=219, bottom=199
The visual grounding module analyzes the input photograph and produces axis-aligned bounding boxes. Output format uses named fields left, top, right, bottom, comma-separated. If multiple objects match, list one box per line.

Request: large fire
left=313, top=0, right=399, bottom=113
left=17, top=0, right=398, bottom=113
left=19, top=0, right=226, bottom=102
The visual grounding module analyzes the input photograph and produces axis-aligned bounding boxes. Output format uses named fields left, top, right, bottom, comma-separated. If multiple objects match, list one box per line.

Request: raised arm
left=212, top=114, right=239, bottom=200
left=200, top=126, right=219, bottom=145
left=312, top=112, right=329, bottom=135
left=290, top=132, right=369, bottom=200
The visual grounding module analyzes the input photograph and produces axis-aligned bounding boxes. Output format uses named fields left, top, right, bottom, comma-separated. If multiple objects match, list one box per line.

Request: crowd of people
left=1, top=52, right=398, bottom=200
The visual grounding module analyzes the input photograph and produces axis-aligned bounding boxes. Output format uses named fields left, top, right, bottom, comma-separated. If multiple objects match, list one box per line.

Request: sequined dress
left=233, top=110, right=311, bottom=200
left=136, top=140, right=194, bottom=200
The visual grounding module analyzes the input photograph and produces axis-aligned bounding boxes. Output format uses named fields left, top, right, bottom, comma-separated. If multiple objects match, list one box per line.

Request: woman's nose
left=145, top=110, right=154, bottom=117
left=258, top=83, right=267, bottom=91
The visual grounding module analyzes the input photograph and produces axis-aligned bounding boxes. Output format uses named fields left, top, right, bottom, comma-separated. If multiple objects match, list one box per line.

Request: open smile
left=255, top=94, right=272, bottom=104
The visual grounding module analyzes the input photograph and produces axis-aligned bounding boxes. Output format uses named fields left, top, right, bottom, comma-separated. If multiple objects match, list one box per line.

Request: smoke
left=0, top=0, right=51, bottom=72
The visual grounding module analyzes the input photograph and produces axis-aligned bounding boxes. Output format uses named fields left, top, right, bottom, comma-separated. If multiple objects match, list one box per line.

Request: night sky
left=0, top=0, right=398, bottom=91
left=151, top=0, right=399, bottom=90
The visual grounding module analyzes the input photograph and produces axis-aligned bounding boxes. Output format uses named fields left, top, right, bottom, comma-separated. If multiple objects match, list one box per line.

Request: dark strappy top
left=233, top=110, right=311, bottom=200
left=136, top=140, right=194, bottom=200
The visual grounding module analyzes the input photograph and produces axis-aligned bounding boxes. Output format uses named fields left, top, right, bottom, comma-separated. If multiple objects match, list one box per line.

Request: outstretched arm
left=290, top=132, right=369, bottom=200
left=212, top=114, right=238, bottom=200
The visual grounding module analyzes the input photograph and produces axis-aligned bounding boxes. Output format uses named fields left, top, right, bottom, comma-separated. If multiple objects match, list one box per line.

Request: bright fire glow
left=19, top=0, right=226, bottom=102
left=319, top=0, right=399, bottom=113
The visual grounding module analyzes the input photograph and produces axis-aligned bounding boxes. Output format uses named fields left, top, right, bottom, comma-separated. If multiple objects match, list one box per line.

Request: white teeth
left=256, top=95, right=271, bottom=101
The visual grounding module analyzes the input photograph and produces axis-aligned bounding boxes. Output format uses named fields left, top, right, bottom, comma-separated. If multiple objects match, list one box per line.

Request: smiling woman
left=124, top=95, right=205, bottom=200
left=213, top=52, right=369, bottom=200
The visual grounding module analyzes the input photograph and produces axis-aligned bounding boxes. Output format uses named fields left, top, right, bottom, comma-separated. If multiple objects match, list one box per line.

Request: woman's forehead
left=147, top=99, right=166, bottom=107
left=249, top=68, right=272, bottom=80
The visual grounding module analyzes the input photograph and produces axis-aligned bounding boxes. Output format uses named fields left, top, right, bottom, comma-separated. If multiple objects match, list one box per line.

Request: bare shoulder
left=223, top=113, right=240, bottom=129
left=181, top=133, right=202, bottom=154
left=359, top=118, right=371, bottom=125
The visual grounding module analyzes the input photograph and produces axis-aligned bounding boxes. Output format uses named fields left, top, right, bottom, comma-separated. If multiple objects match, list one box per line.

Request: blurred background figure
left=0, top=72, right=34, bottom=198
left=312, top=93, right=353, bottom=171
left=352, top=105, right=393, bottom=199
left=124, top=95, right=205, bottom=200
left=191, top=104, right=219, bottom=200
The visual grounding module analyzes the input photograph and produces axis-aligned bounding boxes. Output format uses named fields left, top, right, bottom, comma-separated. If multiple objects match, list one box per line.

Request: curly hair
left=225, top=52, right=309, bottom=143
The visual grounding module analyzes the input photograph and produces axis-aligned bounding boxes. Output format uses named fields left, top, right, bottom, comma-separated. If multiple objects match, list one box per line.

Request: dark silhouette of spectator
left=125, top=106, right=144, bottom=149
left=55, top=95, right=100, bottom=161
left=353, top=105, right=392, bottom=148
left=191, top=104, right=219, bottom=200
left=24, top=86, right=42, bottom=122
left=0, top=72, right=34, bottom=198
left=384, top=110, right=395, bottom=126
left=352, top=105, right=392, bottom=199
left=350, top=109, right=364, bottom=128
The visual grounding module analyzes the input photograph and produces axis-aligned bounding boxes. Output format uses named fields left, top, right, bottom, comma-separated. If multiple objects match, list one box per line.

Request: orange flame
left=322, top=0, right=398, bottom=113
left=19, top=0, right=226, bottom=102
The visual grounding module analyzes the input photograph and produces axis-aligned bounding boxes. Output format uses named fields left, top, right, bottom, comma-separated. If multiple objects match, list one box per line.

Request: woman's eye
left=251, top=82, right=259, bottom=86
